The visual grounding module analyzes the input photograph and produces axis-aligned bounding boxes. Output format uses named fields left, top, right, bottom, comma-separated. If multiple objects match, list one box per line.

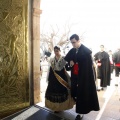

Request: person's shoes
left=97, top=88, right=101, bottom=91
left=54, top=111, right=61, bottom=113
left=75, top=114, right=83, bottom=120
left=101, top=87, right=104, bottom=90
left=115, top=84, right=118, bottom=86
left=73, top=97, right=77, bottom=101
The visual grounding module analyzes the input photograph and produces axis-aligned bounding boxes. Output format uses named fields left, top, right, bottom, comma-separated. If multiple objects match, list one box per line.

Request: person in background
left=64, top=34, right=99, bottom=120
left=108, top=50, right=114, bottom=80
left=113, top=48, right=120, bottom=101
left=113, top=48, right=120, bottom=86
left=94, top=45, right=111, bottom=91
left=40, top=60, right=42, bottom=77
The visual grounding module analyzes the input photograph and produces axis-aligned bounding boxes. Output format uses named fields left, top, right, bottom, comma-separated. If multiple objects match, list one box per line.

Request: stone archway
left=30, top=0, right=42, bottom=104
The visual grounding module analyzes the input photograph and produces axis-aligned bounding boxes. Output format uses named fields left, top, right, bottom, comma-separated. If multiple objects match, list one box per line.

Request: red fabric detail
left=73, top=63, right=79, bottom=75
left=115, top=63, right=120, bottom=67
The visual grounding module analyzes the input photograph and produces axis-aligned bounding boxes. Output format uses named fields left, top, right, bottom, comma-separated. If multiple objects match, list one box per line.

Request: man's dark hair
left=100, top=45, right=104, bottom=48
left=70, top=34, right=79, bottom=41
left=54, top=46, right=61, bottom=51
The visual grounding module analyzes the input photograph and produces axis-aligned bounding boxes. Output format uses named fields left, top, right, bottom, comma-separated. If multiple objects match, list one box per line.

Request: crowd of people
left=40, top=34, right=120, bottom=120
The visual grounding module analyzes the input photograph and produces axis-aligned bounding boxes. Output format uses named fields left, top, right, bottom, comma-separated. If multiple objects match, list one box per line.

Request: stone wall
left=32, top=0, right=42, bottom=104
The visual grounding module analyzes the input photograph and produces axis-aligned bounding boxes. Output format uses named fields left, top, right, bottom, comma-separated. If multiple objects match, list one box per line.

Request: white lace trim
left=50, top=56, right=66, bottom=71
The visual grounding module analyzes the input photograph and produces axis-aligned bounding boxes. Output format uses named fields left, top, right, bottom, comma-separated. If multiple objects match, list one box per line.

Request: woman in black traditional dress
left=45, top=46, right=74, bottom=112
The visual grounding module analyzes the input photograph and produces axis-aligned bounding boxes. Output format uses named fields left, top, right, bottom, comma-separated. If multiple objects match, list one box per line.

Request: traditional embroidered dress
left=45, top=56, right=75, bottom=111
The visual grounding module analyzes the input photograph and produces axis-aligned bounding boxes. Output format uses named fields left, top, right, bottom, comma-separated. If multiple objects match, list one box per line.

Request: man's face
left=100, top=46, right=104, bottom=52
left=70, top=38, right=80, bottom=48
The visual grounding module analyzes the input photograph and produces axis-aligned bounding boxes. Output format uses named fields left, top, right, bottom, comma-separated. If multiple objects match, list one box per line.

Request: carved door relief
left=0, top=0, right=29, bottom=118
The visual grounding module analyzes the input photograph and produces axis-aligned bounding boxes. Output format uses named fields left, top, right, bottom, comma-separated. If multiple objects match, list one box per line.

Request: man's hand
left=70, top=60, right=74, bottom=67
left=97, top=63, right=101, bottom=66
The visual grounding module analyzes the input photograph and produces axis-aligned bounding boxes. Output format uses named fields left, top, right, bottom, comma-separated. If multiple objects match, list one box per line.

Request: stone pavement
left=38, top=81, right=120, bottom=120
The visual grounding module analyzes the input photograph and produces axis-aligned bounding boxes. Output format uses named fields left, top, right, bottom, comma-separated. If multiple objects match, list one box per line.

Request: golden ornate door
left=0, top=0, right=30, bottom=118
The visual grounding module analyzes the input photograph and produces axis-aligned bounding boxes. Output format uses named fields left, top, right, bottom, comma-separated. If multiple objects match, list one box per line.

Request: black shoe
left=54, top=111, right=61, bottom=113
left=97, top=88, right=101, bottom=91
left=101, top=87, right=104, bottom=90
left=75, top=115, right=83, bottom=120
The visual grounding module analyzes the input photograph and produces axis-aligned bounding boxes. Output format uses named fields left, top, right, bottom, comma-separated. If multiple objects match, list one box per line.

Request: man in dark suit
left=65, top=34, right=100, bottom=120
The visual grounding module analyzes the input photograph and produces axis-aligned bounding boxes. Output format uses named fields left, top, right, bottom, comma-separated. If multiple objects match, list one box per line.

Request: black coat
left=65, top=44, right=100, bottom=114
left=94, top=51, right=111, bottom=87
left=113, top=50, right=120, bottom=64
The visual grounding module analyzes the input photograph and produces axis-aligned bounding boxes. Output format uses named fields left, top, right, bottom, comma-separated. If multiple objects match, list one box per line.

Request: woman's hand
left=70, top=60, right=74, bottom=67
